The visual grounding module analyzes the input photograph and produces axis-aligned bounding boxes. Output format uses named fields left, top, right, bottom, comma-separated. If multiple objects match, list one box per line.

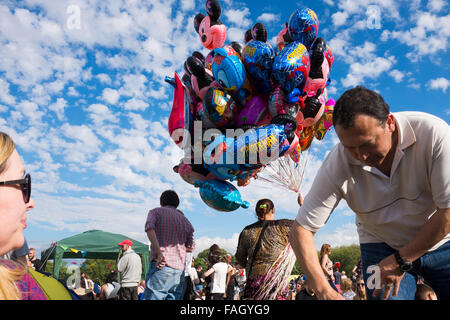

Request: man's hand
left=372, top=254, right=405, bottom=300
left=316, top=287, right=344, bottom=300
left=156, top=252, right=166, bottom=269
left=297, top=193, right=304, bottom=206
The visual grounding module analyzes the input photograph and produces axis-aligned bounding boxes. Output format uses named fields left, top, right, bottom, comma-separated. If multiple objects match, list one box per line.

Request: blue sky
left=1, top=0, right=449, bottom=259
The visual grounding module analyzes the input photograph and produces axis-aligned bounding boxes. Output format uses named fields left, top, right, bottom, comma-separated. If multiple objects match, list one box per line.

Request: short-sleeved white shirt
left=210, top=262, right=229, bottom=294
left=296, top=111, right=450, bottom=251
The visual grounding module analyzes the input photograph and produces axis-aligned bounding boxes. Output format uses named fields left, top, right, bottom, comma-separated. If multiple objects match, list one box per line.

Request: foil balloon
left=195, top=101, right=218, bottom=129
left=211, top=45, right=250, bottom=106
left=242, top=39, right=275, bottom=94
left=235, top=95, right=271, bottom=128
left=298, top=125, right=315, bottom=151
left=268, top=85, right=299, bottom=119
left=167, top=73, right=194, bottom=149
left=302, top=89, right=325, bottom=127
left=288, top=8, right=319, bottom=49
left=173, top=160, right=217, bottom=185
left=193, top=0, right=227, bottom=50
left=276, top=22, right=292, bottom=52
left=304, top=58, right=329, bottom=94
left=272, top=41, right=310, bottom=97
left=202, top=134, right=261, bottom=181
left=202, top=87, right=240, bottom=128
left=305, top=37, right=330, bottom=94
left=194, top=179, right=250, bottom=212
left=185, top=54, right=217, bottom=100
left=325, top=44, right=334, bottom=70
left=211, top=46, right=246, bottom=91
left=315, top=98, right=335, bottom=140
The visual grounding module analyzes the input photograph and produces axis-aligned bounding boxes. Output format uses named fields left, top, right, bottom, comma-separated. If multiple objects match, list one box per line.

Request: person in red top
left=144, top=190, right=195, bottom=300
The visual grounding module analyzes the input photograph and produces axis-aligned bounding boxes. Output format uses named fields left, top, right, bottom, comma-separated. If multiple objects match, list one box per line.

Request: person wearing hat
left=117, top=239, right=142, bottom=300
left=333, top=262, right=342, bottom=293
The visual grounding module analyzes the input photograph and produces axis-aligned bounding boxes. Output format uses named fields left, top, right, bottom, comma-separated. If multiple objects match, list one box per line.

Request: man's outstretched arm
left=289, top=220, right=343, bottom=300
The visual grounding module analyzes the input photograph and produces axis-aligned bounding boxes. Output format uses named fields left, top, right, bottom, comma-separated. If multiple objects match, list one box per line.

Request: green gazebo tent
left=41, top=230, right=149, bottom=279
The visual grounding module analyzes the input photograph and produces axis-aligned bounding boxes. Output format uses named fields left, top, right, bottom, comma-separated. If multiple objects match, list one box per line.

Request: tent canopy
left=41, top=229, right=149, bottom=279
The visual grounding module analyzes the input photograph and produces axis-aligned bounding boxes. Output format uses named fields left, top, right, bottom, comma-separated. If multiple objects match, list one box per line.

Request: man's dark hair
left=333, top=86, right=390, bottom=129
left=160, top=190, right=180, bottom=208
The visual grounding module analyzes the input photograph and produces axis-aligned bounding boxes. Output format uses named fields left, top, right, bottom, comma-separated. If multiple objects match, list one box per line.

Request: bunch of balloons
left=166, top=0, right=335, bottom=212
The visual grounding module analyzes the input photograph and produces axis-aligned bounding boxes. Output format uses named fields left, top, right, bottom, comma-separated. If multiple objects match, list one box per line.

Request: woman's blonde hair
left=0, top=133, right=23, bottom=300
left=0, top=132, right=15, bottom=174
left=0, top=262, right=25, bottom=300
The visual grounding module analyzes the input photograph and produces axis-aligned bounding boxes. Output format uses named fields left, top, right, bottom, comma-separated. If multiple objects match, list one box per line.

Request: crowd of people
left=1, top=86, right=448, bottom=300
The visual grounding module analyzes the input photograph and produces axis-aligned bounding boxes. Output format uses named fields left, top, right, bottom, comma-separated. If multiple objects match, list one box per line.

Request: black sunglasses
left=0, top=173, right=31, bottom=203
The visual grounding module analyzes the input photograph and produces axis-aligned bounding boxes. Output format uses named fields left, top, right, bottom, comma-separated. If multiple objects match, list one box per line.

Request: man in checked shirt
left=143, top=190, right=195, bottom=300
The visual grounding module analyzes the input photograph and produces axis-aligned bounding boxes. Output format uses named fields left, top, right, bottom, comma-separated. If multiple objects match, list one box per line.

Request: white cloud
left=48, top=97, right=67, bottom=121
left=0, top=79, right=16, bottom=105
left=96, top=73, right=112, bottom=84
left=86, top=103, right=119, bottom=125
left=386, top=12, right=450, bottom=61
left=256, top=13, right=279, bottom=24
left=193, top=233, right=240, bottom=256
left=428, top=77, right=450, bottom=92
left=332, top=11, right=349, bottom=27
left=389, top=69, right=405, bottom=83
left=427, top=0, right=447, bottom=12
left=224, top=8, right=252, bottom=29
left=123, top=97, right=149, bottom=111
left=102, top=88, right=120, bottom=104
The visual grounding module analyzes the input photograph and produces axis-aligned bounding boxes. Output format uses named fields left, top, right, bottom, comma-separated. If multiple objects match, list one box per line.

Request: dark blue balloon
left=242, top=40, right=275, bottom=94
left=288, top=8, right=319, bottom=49
left=272, top=41, right=310, bottom=95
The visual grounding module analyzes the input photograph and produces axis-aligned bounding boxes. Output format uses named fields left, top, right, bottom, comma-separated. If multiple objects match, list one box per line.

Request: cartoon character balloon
left=242, top=23, right=276, bottom=94
left=272, top=41, right=310, bottom=99
left=288, top=8, right=319, bottom=49
left=185, top=53, right=218, bottom=100
left=276, top=22, right=293, bottom=52
left=211, top=45, right=250, bottom=107
left=304, top=37, right=330, bottom=94
left=201, top=87, right=240, bottom=128
left=194, top=0, right=227, bottom=50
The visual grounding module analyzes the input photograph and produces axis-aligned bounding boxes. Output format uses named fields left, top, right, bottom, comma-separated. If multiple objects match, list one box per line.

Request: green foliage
left=328, top=244, right=361, bottom=276
left=193, top=247, right=234, bottom=270
left=289, top=244, right=361, bottom=276
left=79, top=259, right=117, bottom=284
left=43, top=259, right=119, bottom=284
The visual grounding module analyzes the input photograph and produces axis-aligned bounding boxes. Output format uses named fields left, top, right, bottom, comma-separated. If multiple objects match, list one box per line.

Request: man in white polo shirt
left=289, top=86, right=450, bottom=300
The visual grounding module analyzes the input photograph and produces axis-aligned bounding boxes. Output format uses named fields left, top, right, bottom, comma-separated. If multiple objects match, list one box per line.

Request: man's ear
left=386, top=113, right=396, bottom=132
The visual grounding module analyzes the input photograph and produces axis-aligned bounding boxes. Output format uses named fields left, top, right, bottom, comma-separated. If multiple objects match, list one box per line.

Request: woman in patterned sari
left=235, top=199, right=296, bottom=300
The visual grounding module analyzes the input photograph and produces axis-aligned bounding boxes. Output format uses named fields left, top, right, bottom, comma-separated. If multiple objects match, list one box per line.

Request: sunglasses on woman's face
left=0, top=173, right=31, bottom=203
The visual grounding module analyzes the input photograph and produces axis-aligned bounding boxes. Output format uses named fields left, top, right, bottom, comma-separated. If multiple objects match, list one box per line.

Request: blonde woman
left=353, top=278, right=367, bottom=300
left=319, top=244, right=339, bottom=293
left=0, top=132, right=46, bottom=300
